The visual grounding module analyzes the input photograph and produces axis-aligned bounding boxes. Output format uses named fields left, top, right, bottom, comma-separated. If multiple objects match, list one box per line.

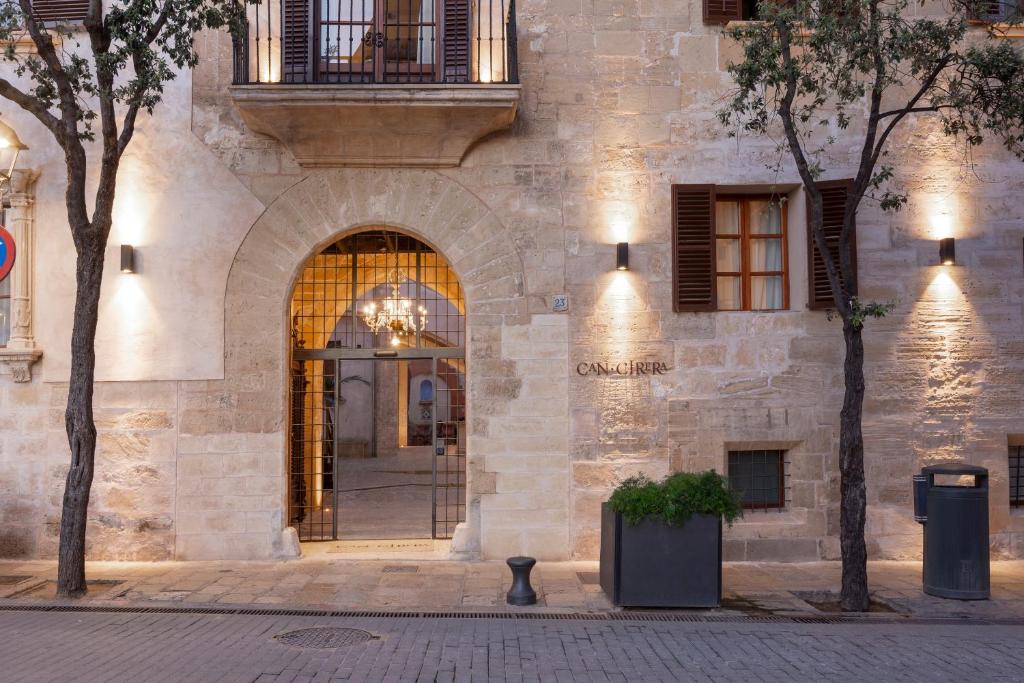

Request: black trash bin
left=913, top=463, right=990, bottom=600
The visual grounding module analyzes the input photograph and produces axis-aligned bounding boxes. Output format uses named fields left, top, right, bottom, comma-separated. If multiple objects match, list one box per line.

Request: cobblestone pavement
left=2, top=559, right=1023, bottom=619
left=0, top=608, right=1022, bottom=682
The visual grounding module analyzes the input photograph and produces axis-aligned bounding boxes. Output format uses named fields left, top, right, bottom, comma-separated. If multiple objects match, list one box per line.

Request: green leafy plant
left=608, top=471, right=743, bottom=526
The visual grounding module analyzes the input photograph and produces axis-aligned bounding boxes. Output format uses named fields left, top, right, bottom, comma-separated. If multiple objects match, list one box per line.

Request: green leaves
left=720, top=0, right=1024, bottom=324
left=0, top=0, right=249, bottom=141
left=607, top=471, right=744, bottom=527
left=721, top=0, right=1024, bottom=178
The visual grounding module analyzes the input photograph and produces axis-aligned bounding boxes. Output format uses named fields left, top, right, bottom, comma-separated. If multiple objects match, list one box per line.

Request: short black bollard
left=506, top=556, right=537, bottom=606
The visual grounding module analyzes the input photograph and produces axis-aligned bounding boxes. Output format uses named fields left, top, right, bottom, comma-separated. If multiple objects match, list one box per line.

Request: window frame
left=1011, top=444, right=1023, bottom=508
left=968, top=0, right=1022, bottom=23
left=714, top=194, right=790, bottom=312
left=728, top=449, right=787, bottom=510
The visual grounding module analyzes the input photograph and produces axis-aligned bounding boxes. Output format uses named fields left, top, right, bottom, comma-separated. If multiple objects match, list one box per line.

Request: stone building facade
left=0, top=0, right=1022, bottom=563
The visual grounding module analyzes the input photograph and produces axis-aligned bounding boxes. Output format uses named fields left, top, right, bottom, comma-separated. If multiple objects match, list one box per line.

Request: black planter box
left=599, top=502, right=722, bottom=607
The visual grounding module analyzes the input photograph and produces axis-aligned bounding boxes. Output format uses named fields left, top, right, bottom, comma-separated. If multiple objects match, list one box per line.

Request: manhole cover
left=275, top=627, right=377, bottom=649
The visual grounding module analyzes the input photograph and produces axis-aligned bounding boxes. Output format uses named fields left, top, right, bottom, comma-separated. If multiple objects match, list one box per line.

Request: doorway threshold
left=301, top=539, right=453, bottom=561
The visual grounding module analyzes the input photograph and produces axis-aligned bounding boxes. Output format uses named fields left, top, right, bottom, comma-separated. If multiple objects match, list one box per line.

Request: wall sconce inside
left=939, top=237, right=955, bottom=266
left=120, top=244, right=135, bottom=273
left=616, top=242, right=629, bottom=271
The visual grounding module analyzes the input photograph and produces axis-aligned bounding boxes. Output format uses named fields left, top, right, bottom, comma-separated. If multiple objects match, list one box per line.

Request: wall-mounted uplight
left=120, top=244, right=135, bottom=273
left=939, top=237, right=955, bottom=266
left=616, top=242, right=629, bottom=271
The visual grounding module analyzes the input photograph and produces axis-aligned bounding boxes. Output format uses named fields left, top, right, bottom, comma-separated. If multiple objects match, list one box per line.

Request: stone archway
left=218, top=169, right=526, bottom=557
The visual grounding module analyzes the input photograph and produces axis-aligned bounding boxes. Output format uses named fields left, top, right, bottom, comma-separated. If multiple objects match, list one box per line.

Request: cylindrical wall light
left=616, top=242, right=629, bottom=271
left=120, top=244, right=135, bottom=273
left=939, top=237, right=955, bottom=266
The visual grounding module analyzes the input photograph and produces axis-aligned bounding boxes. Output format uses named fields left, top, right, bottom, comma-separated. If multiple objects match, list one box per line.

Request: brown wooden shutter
left=282, top=0, right=311, bottom=82
left=806, top=179, right=857, bottom=310
left=31, top=0, right=89, bottom=22
left=672, top=184, right=717, bottom=312
left=443, top=0, right=471, bottom=83
left=703, top=0, right=742, bottom=24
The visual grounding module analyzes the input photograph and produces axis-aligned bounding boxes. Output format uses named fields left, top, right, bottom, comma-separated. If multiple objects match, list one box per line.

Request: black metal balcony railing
left=232, top=0, right=518, bottom=85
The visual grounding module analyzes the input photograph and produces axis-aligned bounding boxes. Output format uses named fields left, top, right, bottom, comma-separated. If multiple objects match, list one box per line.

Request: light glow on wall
left=603, top=200, right=637, bottom=244
left=922, top=192, right=958, bottom=240
left=598, top=270, right=643, bottom=355
left=112, top=156, right=151, bottom=246
left=105, top=272, right=159, bottom=378
left=925, top=269, right=962, bottom=301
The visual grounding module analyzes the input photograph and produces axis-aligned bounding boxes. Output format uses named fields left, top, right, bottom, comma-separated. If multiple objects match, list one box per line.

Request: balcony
left=229, top=0, right=521, bottom=167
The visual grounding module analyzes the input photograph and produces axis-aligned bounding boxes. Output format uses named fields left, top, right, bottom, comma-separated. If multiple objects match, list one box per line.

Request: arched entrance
left=288, top=228, right=466, bottom=542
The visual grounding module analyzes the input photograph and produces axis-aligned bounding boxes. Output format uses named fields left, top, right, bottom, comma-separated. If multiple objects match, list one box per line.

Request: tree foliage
left=719, top=0, right=1024, bottom=321
left=718, top=0, right=1024, bottom=611
left=0, top=0, right=242, bottom=149
left=0, top=0, right=246, bottom=598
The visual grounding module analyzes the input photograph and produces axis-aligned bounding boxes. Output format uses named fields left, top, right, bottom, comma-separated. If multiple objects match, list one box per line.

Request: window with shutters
left=703, top=0, right=764, bottom=24
left=673, top=185, right=789, bottom=312
left=31, top=0, right=89, bottom=23
left=806, top=179, right=856, bottom=310
left=970, top=0, right=1022, bottom=22
left=715, top=196, right=789, bottom=311
left=671, top=185, right=790, bottom=311
left=242, top=0, right=515, bottom=85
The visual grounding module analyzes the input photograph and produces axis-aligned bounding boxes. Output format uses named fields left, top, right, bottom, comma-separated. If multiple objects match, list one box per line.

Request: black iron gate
left=288, top=230, right=466, bottom=542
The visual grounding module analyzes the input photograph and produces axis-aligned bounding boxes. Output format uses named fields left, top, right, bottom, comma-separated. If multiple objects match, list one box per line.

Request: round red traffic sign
left=0, top=224, right=15, bottom=282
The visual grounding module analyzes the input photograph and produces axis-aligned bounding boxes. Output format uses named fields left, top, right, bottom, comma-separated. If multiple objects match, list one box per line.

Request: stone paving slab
left=0, top=559, right=1022, bottom=620
left=1, top=609, right=1023, bottom=682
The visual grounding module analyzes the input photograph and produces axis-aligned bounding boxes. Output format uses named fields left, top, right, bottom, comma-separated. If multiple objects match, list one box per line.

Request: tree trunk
left=56, top=239, right=105, bottom=598
left=839, top=319, right=869, bottom=611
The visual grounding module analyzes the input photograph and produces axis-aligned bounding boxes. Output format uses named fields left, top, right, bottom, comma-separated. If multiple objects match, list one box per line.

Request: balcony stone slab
left=228, top=84, right=521, bottom=168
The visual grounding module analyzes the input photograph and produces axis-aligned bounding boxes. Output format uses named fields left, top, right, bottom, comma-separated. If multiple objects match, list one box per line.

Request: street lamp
left=0, top=116, right=27, bottom=196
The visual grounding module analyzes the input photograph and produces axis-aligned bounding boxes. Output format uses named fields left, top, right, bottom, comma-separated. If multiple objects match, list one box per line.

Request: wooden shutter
left=703, top=0, right=742, bottom=24
left=443, top=0, right=471, bottom=83
left=282, top=0, right=311, bottom=82
left=806, top=179, right=857, bottom=310
left=31, top=0, right=89, bottom=22
left=672, top=184, right=717, bottom=312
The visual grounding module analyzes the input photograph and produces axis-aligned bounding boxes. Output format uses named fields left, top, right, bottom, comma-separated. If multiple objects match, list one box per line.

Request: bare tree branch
left=0, top=75, right=64, bottom=141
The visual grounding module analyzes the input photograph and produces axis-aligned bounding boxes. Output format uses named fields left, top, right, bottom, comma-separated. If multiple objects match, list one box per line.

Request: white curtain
left=751, top=276, right=783, bottom=310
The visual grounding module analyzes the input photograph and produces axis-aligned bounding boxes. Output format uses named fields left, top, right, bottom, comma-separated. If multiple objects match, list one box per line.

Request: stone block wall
left=0, top=380, right=178, bottom=560
left=0, top=0, right=1022, bottom=563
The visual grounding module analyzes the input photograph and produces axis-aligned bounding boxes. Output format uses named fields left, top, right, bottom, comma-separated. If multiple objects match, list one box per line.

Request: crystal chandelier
left=361, top=266, right=428, bottom=347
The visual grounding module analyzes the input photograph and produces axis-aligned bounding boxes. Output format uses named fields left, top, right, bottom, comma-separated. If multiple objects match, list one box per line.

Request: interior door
left=317, top=0, right=376, bottom=82
left=317, top=0, right=438, bottom=82
left=380, top=0, right=438, bottom=82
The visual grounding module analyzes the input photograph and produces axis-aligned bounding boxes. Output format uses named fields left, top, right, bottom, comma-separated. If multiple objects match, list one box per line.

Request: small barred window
left=728, top=449, right=786, bottom=510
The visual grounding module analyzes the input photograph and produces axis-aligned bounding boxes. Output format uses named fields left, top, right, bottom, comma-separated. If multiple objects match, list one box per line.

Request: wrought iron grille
left=233, top=0, right=517, bottom=85
left=1011, top=445, right=1023, bottom=508
left=289, top=230, right=466, bottom=541
left=728, top=449, right=786, bottom=510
